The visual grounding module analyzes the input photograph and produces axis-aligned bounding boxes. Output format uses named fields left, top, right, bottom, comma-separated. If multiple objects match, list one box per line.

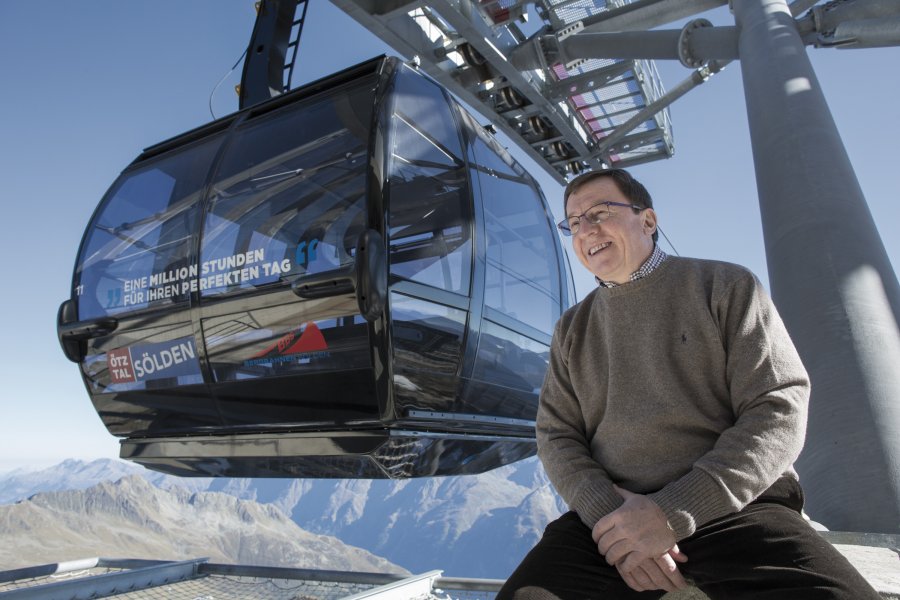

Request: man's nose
left=576, top=218, right=601, bottom=237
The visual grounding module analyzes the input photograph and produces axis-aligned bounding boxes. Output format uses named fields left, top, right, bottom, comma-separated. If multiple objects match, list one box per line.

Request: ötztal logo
left=106, top=337, right=201, bottom=384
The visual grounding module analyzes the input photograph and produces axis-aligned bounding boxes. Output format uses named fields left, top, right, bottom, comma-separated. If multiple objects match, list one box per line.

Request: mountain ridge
left=0, top=457, right=565, bottom=577
left=0, top=473, right=407, bottom=573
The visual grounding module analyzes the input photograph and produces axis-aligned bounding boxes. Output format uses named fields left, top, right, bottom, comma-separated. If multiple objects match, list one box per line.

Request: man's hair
left=563, top=168, right=658, bottom=243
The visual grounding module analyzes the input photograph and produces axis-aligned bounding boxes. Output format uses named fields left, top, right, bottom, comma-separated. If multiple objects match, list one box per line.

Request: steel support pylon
left=734, top=0, right=900, bottom=533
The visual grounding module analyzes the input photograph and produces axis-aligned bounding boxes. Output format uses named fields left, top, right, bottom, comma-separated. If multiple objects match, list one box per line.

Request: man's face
left=566, top=177, right=657, bottom=284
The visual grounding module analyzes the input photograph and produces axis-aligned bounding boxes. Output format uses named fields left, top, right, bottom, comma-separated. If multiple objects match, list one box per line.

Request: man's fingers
left=633, top=565, right=655, bottom=591
left=591, top=514, right=614, bottom=543
left=601, top=539, right=629, bottom=566
left=669, top=544, right=689, bottom=563
left=591, top=485, right=637, bottom=542
left=656, top=554, right=689, bottom=590
left=622, top=553, right=688, bottom=592
left=620, top=570, right=642, bottom=592
left=618, top=565, right=647, bottom=592
left=618, top=550, right=646, bottom=574
left=593, top=492, right=677, bottom=559
left=595, top=528, right=627, bottom=556
left=620, top=559, right=682, bottom=593
left=642, top=563, right=676, bottom=593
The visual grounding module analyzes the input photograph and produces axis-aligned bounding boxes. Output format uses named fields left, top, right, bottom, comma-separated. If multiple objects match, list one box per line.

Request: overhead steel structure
left=332, top=0, right=676, bottom=182
left=321, top=0, right=900, bottom=534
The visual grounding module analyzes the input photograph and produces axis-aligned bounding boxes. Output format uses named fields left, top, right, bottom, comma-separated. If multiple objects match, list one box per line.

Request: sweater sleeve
left=648, top=270, right=810, bottom=540
left=537, top=317, right=623, bottom=529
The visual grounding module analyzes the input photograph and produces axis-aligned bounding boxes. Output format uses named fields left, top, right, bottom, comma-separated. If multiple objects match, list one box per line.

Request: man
left=498, top=169, right=879, bottom=599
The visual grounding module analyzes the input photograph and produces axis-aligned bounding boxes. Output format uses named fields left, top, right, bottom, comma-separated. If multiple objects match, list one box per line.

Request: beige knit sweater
left=537, top=256, right=810, bottom=540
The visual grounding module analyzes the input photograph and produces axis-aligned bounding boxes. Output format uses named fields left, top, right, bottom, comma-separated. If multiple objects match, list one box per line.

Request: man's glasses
left=557, top=201, right=644, bottom=236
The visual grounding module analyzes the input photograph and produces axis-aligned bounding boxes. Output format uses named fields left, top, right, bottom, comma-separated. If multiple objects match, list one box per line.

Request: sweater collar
left=596, top=245, right=668, bottom=288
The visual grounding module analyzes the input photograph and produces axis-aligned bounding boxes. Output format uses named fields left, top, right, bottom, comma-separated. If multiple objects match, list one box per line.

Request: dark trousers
left=499, top=480, right=880, bottom=600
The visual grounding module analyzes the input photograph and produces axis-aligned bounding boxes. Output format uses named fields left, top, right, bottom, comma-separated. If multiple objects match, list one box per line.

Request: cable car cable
left=658, top=224, right=680, bottom=257
left=209, top=48, right=249, bottom=120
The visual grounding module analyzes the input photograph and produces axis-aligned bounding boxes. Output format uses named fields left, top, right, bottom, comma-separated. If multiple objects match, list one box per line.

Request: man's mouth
left=588, top=242, right=611, bottom=256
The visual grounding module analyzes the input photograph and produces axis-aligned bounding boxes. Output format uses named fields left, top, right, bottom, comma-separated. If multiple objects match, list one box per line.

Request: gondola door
left=384, top=65, right=475, bottom=421
left=197, top=74, right=383, bottom=429
left=461, top=126, right=565, bottom=425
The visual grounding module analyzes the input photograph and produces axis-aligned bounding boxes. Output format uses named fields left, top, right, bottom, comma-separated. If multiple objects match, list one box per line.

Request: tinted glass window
left=204, top=310, right=371, bottom=383
left=472, top=320, right=549, bottom=392
left=391, top=292, right=467, bottom=412
left=200, top=79, right=375, bottom=298
left=75, top=137, right=221, bottom=320
left=391, top=292, right=466, bottom=376
left=387, top=65, right=471, bottom=295
left=474, top=140, right=562, bottom=334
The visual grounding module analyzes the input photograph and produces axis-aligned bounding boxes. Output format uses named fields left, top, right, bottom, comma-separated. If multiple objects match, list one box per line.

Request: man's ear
left=643, top=208, right=658, bottom=236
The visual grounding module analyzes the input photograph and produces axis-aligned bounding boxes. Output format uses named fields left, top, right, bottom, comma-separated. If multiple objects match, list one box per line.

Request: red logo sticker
left=253, top=322, right=328, bottom=358
left=107, top=348, right=136, bottom=383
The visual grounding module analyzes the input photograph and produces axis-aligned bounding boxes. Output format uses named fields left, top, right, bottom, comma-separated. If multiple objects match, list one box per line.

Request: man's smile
left=588, top=242, right=611, bottom=256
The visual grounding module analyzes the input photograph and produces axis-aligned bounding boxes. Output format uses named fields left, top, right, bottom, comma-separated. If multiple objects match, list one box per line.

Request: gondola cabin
left=57, top=56, right=576, bottom=478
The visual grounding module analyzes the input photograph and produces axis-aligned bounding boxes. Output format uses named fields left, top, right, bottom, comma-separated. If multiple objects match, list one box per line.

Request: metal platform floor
left=1, top=531, right=897, bottom=600
left=0, top=558, right=502, bottom=600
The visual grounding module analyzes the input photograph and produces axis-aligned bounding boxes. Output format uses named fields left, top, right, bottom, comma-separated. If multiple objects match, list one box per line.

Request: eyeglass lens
left=561, top=203, right=614, bottom=235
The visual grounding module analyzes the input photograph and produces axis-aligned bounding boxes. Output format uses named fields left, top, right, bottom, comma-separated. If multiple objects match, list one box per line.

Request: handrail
left=291, top=229, right=386, bottom=322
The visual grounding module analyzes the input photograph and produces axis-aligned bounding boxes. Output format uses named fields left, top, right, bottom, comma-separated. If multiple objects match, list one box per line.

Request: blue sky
left=0, top=1, right=897, bottom=471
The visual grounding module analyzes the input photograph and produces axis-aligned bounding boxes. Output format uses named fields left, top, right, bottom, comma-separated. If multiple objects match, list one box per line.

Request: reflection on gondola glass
left=388, top=65, right=472, bottom=295
left=475, top=137, right=561, bottom=335
left=391, top=293, right=466, bottom=374
left=472, top=320, right=549, bottom=393
left=204, top=311, right=371, bottom=383
left=200, top=78, right=376, bottom=297
left=75, top=137, right=221, bottom=319
left=391, top=292, right=467, bottom=412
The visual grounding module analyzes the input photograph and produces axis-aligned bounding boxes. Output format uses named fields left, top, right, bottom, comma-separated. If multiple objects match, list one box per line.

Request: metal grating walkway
left=0, top=558, right=501, bottom=600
